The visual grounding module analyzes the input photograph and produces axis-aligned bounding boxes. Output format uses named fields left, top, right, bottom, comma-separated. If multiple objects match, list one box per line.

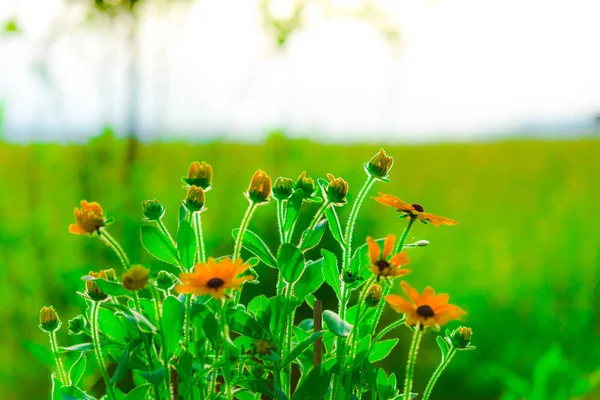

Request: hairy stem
left=152, top=288, right=172, bottom=397
left=133, top=293, right=162, bottom=400
left=233, top=202, right=257, bottom=261
left=403, top=327, right=423, bottom=400
left=194, top=211, right=206, bottom=263
left=91, top=301, right=117, bottom=400
left=422, top=347, right=457, bottom=400
left=157, top=218, right=175, bottom=246
left=49, top=331, right=68, bottom=385
left=100, top=229, right=130, bottom=270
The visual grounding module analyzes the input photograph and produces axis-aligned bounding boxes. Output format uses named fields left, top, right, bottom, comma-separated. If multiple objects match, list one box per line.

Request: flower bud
left=39, top=306, right=61, bottom=333
left=294, top=171, right=317, bottom=200
left=183, top=161, right=213, bottom=190
left=184, top=185, right=205, bottom=212
left=253, top=338, right=273, bottom=356
left=246, top=170, right=272, bottom=204
left=341, top=270, right=362, bottom=284
left=68, top=315, right=86, bottom=335
left=122, top=265, right=150, bottom=291
left=272, top=177, right=294, bottom=200
left=142, top=199, right=165, bottom=221
left=326, top=173, right=348, bottom=206
left=155, top=270, right=177, bottom=290
left=366, top=148, right=394, bottom=179
left=102, top=268, right=118, bottom=282
left=451, top=326, right=473, bottom=349
left=365, top=284, right=383, bottom=307
left=86, top=271, right=109, bottom=301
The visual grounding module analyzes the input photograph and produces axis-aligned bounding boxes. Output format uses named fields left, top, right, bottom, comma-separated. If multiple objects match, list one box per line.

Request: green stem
left=233, top=201, right=257, bottom=260
left=100, top=229, right=131, bottom=270
left=49, top=331, right=68, bottom=385
left=372, top=316, right=405, bottom=344
left=395, top=217, right=415, bottom=253
left=276, top=200, right=286, bottom=296
left=133, top=293, right=162, bottom=400
left=219, top=301, right=233, bottom=399
left=157, top=218, right=175, bottom=246
left=194, top=212, right=207, bottom=263
left=283, top=281, right=296, bottom=397
left=403, top=327, right=423, bottom=400
left=422, top=347, right=457, bottom=400
left=184, top=294, right=192, bottom=350
left=152, top=288, right=172, bottom=397
left=91, top=301, right=117, bottom=400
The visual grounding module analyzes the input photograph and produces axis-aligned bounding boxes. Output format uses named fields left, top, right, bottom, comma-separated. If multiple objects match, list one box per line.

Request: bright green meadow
left=0, top=133, right=599, bottom=399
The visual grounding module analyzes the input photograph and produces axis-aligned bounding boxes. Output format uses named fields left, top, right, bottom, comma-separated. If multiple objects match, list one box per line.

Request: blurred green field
left=1, top=132, right=599, bottom=399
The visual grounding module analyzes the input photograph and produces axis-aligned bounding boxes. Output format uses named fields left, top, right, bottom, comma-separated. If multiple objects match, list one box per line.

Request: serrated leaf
left=69, top=351, right=87, bottom=386
left=369, top=339, right=399, bottom=363
left=280, top=331, right=325, bottom=369
left=325, top=206, right=345, bottom=246
left=177, top=219, right=196, bottom=271
left=278, top=243, right=305, bottom=284
left=321, top=249, right=341, bottom=300
left=299, top=219, right=327, bottom=252
left=232, top=228, right=277, bottom=268
left=322, top=310, right=352, bottom=338
left=141, top=226, right=181, bottom=267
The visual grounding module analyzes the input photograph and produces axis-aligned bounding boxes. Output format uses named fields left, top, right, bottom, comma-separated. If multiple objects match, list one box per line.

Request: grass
left=0, top=132, right=599, bottom=399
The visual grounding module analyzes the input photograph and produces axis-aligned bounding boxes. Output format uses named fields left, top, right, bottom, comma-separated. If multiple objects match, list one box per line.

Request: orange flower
left=69, top=200, right=106, bottom=235
left=176, top=257, right=254, bottom=299
left=386, top=281, right=466, bottom=328
left=373, top=193, right=458, bottom=227
left=367, top=235, right=411, bottom=281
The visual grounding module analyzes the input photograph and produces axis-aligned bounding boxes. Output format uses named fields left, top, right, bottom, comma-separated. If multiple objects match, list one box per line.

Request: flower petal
left=434, top=304, right=467, bottom=326
left=385, top=294, right=415, bottom=314
left=419, top=286, right=436, bottom=306
left=69, top=224, right=86, bottom=235
left=424, top=213, right=458, bottom=227
left=389, top=251, right=410, bottom=267
left=400, top=281, right=420, bottom=303
left=366, top=236, right=381, bottom=264
left=392, top=268, right=412, bottom=277
left=382, top=234, right=396, bottom=259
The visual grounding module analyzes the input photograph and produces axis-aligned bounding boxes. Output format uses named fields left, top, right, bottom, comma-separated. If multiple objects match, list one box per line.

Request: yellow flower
left=366, top=235, right=411, bottom=281
left=122, top=265, right=150, bottom=291
left=373, top=193, right=458, bottom=227
left=366, top=148, right=394, bottom=178
left=325, top=173, right=348, bottom=205
left=246, top=170, right=272, bottom=204
left=386, top=281, right=466, bottom=329
left=253, top=339, right=273, bottom=356
left=69, top=200, right=106, bottom=235
left=176, top=258, right=254, bottom=299
left=183, top=161, right=213, bottom=190
left=86, top=271, right=109, bottom=301
left=39, top=306, right=61, bottom=332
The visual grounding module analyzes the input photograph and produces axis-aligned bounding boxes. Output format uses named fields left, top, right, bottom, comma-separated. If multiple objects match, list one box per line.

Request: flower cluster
left=40, top=149, right=473, bottom=400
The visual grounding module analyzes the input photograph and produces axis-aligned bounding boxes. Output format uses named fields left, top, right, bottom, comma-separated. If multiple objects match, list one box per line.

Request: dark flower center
left=206, top=277, right=225, bottom=289
left=376, top=259, right=390, bottom=271
left=412, top=203, right=424, bottom=212
left=416, top=305, right=434, bottom=318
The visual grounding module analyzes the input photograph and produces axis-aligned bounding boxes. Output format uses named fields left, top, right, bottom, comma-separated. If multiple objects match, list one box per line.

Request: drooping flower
left=121, top=265, right=150, bottom=291
left=386, top=281, right=466, bottom=328
left=365, top=284, right=383, bottom=307
left=85, top=271, right=109, bottom=301
left=246, top=170, right=272, bottom=204
left=68, top=200, right=106, bottom=235
left=366, top=235, right=411, bottom=281
left=182, top=161, right=213, bottom=190
left=176, top=257, right=254, bottom=299
left=372, top=193, right=458, bottom=227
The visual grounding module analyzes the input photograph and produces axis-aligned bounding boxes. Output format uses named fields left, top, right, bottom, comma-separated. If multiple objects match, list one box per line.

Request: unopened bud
left=86, top=271, right=109, bottom=301
left=272, top=177, right=294, bottom=200
left=39, top=306, right=61, bottom=333
left=183, top=161, right=213, bottom=190
left=184, top=185, right=205, bottom=212
left=365, top=284, right=383, bottom=307
left=122, top=265, right=150, bottom=291
left=102, top=268, right=118, bottom=281
left=155, top=270, right=177, bottom=290
left=325, top=173, right=348, bottom=206
left=366, top=148, right=393, bottom=179
left=294, top=171, right=317, bottom=200
left=451, top=326, right=473, bottom=349
left=246, top=170, right=272, bottom=204
left=68, top=315, right=86, bottom=335
left=142, top=199, right=165, bottom=221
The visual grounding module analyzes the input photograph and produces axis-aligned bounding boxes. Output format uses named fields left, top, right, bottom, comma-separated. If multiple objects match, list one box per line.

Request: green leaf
left=293, top=260, right=324, bottom=303
left=321, top=249, right=341, bottom=299
left=115, top=308, right=157, bottom=334
left=280, top=331, right=325, bottom=369
left=51, top=374, right=62, bottom=400
left=192, top=303, right=219, bottom=348
left=283, top=188, right=304, bottom=233
left=269, top=295, right=297, bottom=334
left=60, top=386, right=96, bottom=400
left=141, top=226, right=181, bottom=267
left=227, top=308, right=267, bottom=338
left=111, top=342, right=134, bottom=384
left=436, top=336, right=450, bottom=362
left=99, top=308, right=130, bottom=344
left=291, top=360, right=336, bottom=400
left=354, top=335, right=372, bottom=366
left=369, top=339, right=399, bottom=363
left=299, top=219, right=327, bottom=252
left=278, top=243, right=306, bottom=284
left=177, top=219, right=196, bottom=270
left=325, top=206, right=345, bottom=246
left=59, top=343, right=96, bottom=353
left=69, top=351, right=87, bottom=386
left=247, top=295, right=269, bottom=317
left=124, top=384, right=152, bottom=400
left=24, top=340, right=54, bottom=366
left=322, top=310, right=352, bottom=338
left=94, top=278, right=130, bottom=297
left=232, top=228, right=277, bottom=268
left=139, top=367, right=165, bottom=386
left=162, top=295, right=184, bottom=359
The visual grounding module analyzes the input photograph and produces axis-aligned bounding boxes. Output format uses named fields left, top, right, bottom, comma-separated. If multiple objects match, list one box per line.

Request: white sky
left=1, top=0, right=600, bottom=143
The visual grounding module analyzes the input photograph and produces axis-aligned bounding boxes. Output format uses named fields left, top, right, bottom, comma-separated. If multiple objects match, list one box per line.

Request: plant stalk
left=403, top=327, right=423, bottom=400
left=91, top=301, right=117, bottom=400
left=49, top=331, right=68, bottom=385
left=422, top=347, right=457, bottom=400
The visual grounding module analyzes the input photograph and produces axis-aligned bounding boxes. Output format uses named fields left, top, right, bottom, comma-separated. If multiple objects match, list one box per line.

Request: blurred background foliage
left=0, top=131, right=599, bottom=399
